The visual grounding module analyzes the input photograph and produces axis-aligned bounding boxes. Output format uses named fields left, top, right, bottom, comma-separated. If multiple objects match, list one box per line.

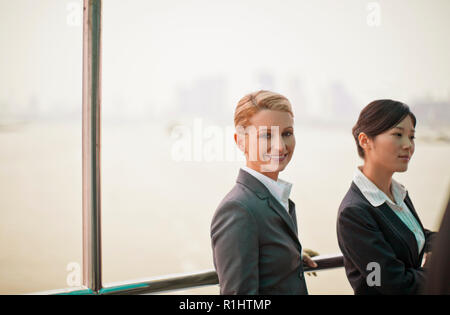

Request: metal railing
left=30, top=254, right=343, bottom=295
left=100, top=254, right=344, bottom=295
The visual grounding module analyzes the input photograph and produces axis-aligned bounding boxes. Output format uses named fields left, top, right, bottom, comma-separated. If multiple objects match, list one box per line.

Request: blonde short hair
left=234, top=90, right=294, bottom=129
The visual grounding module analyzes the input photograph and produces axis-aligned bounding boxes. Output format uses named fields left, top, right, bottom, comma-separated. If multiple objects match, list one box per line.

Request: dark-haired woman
left=337, top=99, right=436, bottom=295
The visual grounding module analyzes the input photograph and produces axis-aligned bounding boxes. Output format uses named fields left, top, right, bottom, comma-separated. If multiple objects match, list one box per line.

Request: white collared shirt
left=241, top=166, right=292, bottom=213
left=353, top=167, right=425, bottom=254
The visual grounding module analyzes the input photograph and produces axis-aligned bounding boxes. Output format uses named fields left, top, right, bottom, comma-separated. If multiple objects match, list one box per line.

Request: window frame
left=29, top=0, right=343, bottom=295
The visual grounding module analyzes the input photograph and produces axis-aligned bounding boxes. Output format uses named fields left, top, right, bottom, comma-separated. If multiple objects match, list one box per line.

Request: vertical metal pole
left=82, top=0, right=102, bottom=293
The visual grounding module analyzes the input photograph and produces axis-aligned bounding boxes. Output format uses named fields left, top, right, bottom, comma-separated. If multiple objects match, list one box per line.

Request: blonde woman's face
left=236, top=110, right=295, bottom=176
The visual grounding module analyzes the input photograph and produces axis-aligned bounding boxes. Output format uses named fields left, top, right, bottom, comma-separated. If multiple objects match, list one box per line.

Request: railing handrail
left=29, top=253, right=344, bottom=295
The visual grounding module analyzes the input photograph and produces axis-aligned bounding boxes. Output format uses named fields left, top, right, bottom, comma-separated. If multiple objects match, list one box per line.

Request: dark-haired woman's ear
left=358, top=132, right=370, bottom=152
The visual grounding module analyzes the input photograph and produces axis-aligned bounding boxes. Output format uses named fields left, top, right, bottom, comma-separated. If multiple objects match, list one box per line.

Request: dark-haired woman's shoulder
left=338, top=182, right=372, bottom=216
left=336, top=181, right=382, bottom=241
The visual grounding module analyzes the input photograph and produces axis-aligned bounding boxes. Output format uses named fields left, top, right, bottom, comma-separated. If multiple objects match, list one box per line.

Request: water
left=0, top=121, right=448, bottom=294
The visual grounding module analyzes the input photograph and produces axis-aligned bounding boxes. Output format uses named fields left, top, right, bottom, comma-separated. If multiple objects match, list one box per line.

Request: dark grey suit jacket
left=337, top=182, right=436, bottom=295
left=210, top=169, right=307, bottom=295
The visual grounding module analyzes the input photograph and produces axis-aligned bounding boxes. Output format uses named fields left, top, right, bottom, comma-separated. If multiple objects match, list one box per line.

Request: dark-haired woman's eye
left=283, top=132, right=293, bottom=137
left=394, top=133, right=402, bottom=137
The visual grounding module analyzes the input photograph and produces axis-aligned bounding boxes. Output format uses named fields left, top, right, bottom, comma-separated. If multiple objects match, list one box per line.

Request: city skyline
left=1, top=72, right=449, bottom=127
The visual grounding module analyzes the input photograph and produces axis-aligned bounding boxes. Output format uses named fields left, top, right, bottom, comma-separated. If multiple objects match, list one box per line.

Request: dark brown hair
left=352, top=99, right=416, bottom=158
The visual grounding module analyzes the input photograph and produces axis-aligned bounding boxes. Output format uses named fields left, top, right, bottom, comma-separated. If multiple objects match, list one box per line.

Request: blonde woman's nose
left=271, top=135, right=287, bottom=153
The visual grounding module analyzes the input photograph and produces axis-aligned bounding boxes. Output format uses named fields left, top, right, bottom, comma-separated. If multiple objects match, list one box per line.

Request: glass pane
left=0, top=0, right=82, bottom=294
left=101, top=0, right=450, bottom=294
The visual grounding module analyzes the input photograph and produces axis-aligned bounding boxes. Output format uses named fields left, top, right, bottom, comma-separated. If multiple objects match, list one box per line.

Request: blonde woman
left=210, top=90, right=317, bottom=295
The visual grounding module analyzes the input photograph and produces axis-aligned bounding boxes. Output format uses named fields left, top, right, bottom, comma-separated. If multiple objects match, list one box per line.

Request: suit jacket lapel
left=351, top=182, right=420, bottom=266
left=377, top=203, right=420, bottom=266
left=289, top=199, right=298, bottom=232
left=268, top=197, right=300, bottom=243
left=236, top=169, right=300, bottom=245
left=404, top=193, right=427, bottom=260
left=404, top=193, right=425, bottom=231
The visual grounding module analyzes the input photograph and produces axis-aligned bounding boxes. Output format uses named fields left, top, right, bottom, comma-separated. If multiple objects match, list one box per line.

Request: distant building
left=411, top=97, right=450, bottom=126
left=176, top=76, right=228, bottom=122
left=257, top=72, right=276, bottom=91
left=287, top=77, right=309, bottom=120
left=327, top=82, right=359, bottom=122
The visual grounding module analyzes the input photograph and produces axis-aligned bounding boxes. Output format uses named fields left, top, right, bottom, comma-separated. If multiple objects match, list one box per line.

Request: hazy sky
left=1, top=0, right=450, bottom=118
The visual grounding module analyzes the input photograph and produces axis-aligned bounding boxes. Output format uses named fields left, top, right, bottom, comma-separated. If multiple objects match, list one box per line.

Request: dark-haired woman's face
left=366, top=115, right=415, bottom=173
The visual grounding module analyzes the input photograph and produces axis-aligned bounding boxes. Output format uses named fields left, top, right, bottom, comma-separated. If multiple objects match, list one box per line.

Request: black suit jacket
left=425, top=198, right=450, bottom=294
left=337, top=182, right=436, bottom=295
left=210, top=169, right=308, bottom=295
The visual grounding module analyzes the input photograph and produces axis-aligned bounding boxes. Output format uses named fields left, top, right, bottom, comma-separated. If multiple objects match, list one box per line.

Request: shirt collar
left=353, top=167, right=407, bottom=209
left=241, top=166, right=292, bottom=210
